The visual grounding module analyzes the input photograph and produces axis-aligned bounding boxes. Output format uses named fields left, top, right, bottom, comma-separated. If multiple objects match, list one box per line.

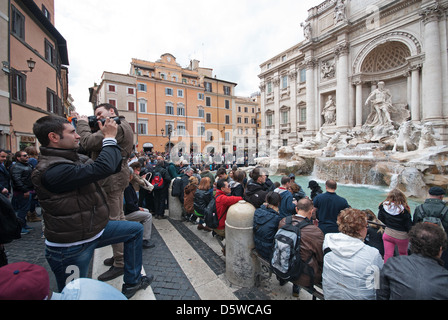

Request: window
left=108, top=99, right=116, bottom=107
left=267, top=82, right=272, bottom=94
left=166, top=103, right=174, bottom=115
left=206, top=97, right=211, bottom=107
left=282, top=75, right=288, bottom=89
left=139, top=99, right=147, bottom=113
left=45, top=40, right=55, bottom=65
left=225, top=115, right=230, bottom=124
left=237, top=117, right=242, bottom=124
left=11, top=6, right=25, bottom=40
left=204, top=82, right=212, bottom=92
left=206, top=113, right=212, bottom=123
left=47, top=88, right=59, bottom=114
left=282, top=55, right=287, bottom=62
left=198, top=108, right=204, bottom=118
left=177, top=104, right=185, bottom=116
left=267, top=114, right=273, bottom=127
left=42, top=5, right=51, bottom=22
left=138, top=120, right=148, bottom=135
left=225, top=132, right=230, bottom=142
left=129, top=122, right=135, bottom=133
left=300, top=108, right=307, bottom=122
left=138, top=83, right=147, bottom=92
left=281, top=111, right=289, bottom=124
left=108, top=84, right=116, bottom=93
left=198, top=123, right=205, bottom=137
left=244, top=117, right=249, bottom=124
left=177, top=123, right=186, bottom=136
left=177, top=89, right=184, bottom=98
left=166, top=88, right=173, bottom=96
left=300, top=69, right=306, bottom=83
left=198, top=123, right=205, bottom=136
left=198, top=93, right=204, bottom=100
left=223, top=86, right=231, bottom=95
left=225, top=100, right=230, bottom=109
left=128, top=101, right=135, bottom=111
left=127, top=87, right=135, bottom=95
left=244, top=107, right=248, bottom=113
left=11, top=71, right=26, bottom=103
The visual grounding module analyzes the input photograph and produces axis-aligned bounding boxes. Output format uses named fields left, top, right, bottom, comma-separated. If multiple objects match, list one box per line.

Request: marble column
left=289, top=69, right=298, bottom=144
left=335, top=43, right=350, bottom=128
left=306, top=59, right=317, bottom=132
left=421, top=5, right=443, bottom=121
left=411, top=66, right=421, bottom=122
left=354, top=81, right=363, bottom=128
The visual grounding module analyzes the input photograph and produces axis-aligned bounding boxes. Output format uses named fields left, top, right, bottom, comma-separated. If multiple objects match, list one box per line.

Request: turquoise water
left=270, top=176, right=423, bottom=217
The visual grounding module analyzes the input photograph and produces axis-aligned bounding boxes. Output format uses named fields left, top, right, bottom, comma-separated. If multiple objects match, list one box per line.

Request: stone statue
left=322, top=95, right=336, bottom=126
left=334, top=0, right=347, bottom=23
left=301, top=20, right=312, bottom=40
left=418, top=122, right=437, bottom=150
left=365, top=81, right=394, bottom=127
left=392, top=121, right=418, bottom=153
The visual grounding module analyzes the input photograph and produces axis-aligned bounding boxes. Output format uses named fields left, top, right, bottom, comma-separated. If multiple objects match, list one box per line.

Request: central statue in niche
left=365, top=81, right=394, bottom=127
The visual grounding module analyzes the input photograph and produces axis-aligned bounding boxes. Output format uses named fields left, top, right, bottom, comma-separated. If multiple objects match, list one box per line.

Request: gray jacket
left=377, top=254, right=448, bottom=300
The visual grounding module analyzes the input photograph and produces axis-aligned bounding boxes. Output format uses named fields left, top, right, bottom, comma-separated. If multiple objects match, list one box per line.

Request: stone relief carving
left=321, top=59, right=335, bottom=79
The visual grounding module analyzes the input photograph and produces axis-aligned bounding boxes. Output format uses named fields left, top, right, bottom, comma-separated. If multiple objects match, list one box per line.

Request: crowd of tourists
left=0, top=104, right=447, bottom=300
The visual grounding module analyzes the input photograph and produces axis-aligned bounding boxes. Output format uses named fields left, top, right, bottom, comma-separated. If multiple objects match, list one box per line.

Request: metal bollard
left=168, top=178, right=183, bottom=221
left=225, top=200, right=257, bottom=288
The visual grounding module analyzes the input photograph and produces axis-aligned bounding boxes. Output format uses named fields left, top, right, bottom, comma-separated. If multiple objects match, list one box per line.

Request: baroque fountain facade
left=257, top=0, right=448, bottom=200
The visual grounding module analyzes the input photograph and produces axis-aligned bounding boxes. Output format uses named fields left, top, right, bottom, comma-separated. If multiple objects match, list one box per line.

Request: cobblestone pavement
left=3, top=210, right=309, bottom=300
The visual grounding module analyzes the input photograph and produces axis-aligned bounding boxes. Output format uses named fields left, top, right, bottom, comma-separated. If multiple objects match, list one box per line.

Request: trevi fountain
left=256, top=81, right=448, bottom=201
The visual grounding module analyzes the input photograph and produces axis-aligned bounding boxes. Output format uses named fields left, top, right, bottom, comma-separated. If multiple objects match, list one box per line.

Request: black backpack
left=270, top=216, right=313, bottom=283
left=204, top=194, right=224, bottom=229
left=171, top=177, right=183, bottom=197
left=0, top=194, right=21, bottom=244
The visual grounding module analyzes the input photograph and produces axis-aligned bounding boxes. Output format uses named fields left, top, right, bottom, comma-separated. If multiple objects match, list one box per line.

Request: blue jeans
left=45, top=220, right=144, bottom=292
left=11, top=192, right=31, bottom=227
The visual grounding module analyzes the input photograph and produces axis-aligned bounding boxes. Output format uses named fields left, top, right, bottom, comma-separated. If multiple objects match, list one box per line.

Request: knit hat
left=429, top=187, right=446, bottom=196
left=0, top=262, right=50, bottom=300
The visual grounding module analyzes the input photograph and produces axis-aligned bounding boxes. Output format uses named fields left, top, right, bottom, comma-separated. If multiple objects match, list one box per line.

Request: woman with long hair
left=193, top=177, right=212, bottom=231
left=377, top=189, right=412, bottom=263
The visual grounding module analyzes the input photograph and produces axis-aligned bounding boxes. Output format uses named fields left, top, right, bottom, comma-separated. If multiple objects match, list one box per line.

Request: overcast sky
left=55, top=0, right=323, bottom=116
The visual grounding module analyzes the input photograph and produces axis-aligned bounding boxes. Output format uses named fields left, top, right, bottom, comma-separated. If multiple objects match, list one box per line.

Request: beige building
left=0, top=0, right=10, bottom=149
left=259, top=0, right=448, bottom=153
left=234, top=94, right=259, bottom=163
left=3, top=0, right=69, bottom=151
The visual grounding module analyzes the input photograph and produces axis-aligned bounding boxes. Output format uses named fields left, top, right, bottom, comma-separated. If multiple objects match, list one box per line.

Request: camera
left=87, top=116, right=121, bottom=129
left=70, top=116, right=121, bottom=131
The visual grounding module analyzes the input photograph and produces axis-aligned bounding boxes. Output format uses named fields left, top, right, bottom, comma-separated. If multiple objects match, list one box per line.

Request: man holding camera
left=72, top=103, right=135, bottom=282
left=32, top=115, right=152, bottom=298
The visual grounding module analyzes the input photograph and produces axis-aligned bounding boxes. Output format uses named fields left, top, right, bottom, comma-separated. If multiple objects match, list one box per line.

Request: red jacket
left=215, top=189, right=242, bottom=230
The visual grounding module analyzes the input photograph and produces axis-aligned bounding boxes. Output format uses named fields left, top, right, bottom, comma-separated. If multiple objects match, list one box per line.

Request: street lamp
left=161, top=125, right=173, bottom=160
left=2, top=58, right=36, bottom=74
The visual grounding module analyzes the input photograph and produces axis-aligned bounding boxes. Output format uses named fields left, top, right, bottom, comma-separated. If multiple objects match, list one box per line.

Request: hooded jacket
left=378, top=202, right=412, bottom=233
left=274, top=187, right=296, bottom=218
left=322, top=232, right=384, bottom=300
left=194, top=189, right=212, bottom=217
left=244, top=180, right=268, bottom=209
left=253, top=205, right=281, bottom=261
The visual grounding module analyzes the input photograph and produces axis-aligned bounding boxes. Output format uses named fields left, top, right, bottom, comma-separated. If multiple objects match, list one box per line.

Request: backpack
left=171, top=177, right=183, bottom=197
left=151, top=171, right=165, bottom=190
left=0, top=194, right=21, bottom=244
left=204, top=194, right=223, bottom=229
left=270, top=216, right=313, bottom=283
left=418, top=204, right=448, bottom=231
